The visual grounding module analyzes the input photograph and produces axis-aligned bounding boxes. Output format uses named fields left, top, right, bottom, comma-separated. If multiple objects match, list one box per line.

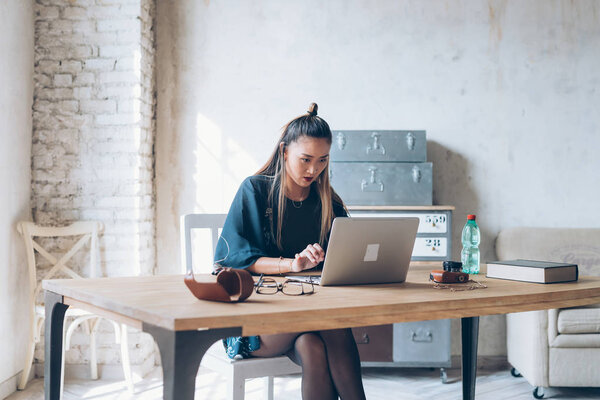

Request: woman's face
left=283, top=136, right=331, bottom=194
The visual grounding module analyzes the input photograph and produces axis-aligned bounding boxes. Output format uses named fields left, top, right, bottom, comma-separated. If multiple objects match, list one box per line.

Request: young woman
left=214, top=103, right=366, bottom=400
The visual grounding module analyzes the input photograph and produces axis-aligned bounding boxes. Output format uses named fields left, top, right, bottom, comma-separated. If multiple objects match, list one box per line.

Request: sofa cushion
left=558, top=307, right=600, bottom=334
left=551, top=333, right=600, bottom=348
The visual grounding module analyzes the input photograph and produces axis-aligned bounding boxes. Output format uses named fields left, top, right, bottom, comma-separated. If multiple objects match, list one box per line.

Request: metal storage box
left=393, top=320, right=451, bottom=366
left=352, top=325, right=393, bottom=362
left=329, top=162, right=433, bottom=206
left=330, top=130, right=431, bottom=206
left=336, top=129, right=450, bottom=379
left=349, top=209, right=451, bottom=261
left=330, top=130, right=427, bottom=162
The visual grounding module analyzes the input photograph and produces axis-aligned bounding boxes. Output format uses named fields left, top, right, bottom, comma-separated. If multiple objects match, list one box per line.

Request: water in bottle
left=461, top=214, right=480, bottom=274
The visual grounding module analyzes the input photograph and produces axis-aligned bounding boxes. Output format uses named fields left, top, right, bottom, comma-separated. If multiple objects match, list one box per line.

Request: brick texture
left=32, top=0, right=156, bottom=375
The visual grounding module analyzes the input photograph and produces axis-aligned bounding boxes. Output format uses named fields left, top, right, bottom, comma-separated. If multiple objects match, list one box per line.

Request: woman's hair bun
left=307, top=103, right=318, bottom=117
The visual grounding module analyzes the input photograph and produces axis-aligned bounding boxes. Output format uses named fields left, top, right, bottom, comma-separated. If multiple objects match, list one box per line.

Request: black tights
left=251, top=329, right=366, bottom=400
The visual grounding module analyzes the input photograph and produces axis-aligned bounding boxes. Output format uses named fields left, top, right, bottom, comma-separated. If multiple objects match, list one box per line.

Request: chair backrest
left=17, top=221, right=103, bottom=302
left=496, top=227, right=600, bottom=276
left=180, top=213, right=227, bottom=274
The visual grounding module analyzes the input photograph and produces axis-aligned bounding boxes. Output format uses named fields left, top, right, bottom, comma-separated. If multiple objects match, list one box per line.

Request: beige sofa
left=496, top=227, right=600, bottom=399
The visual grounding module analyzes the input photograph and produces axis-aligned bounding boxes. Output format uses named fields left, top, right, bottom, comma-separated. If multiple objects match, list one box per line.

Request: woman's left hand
left=291, top=243, right=325, bottom=272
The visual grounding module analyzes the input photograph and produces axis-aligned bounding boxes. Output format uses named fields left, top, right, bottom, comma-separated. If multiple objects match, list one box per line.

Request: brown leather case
left=430, top=270, right=468, bottom=283
left=184, top=267, right=254, bottom=302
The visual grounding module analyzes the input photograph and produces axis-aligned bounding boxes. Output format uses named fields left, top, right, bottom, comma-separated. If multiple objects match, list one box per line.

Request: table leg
left=44, top=291, right=69, bottom=400
left=461, top=316, right=479, bottom=400
left=143, top=323, right=241, bottom=400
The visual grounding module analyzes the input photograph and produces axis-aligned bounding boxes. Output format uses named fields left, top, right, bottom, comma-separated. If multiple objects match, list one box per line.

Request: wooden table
left=42, top=271, right=600, bottom=400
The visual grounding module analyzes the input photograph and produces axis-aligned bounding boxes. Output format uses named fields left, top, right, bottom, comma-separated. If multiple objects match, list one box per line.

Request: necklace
left=430, top=279, right=487, bottom=292
left=292, top=199, right=303, bottom=208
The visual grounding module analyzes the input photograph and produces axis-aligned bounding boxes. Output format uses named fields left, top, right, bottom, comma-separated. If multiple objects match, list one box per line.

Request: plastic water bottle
left=461, top=214, right=480, bottom=274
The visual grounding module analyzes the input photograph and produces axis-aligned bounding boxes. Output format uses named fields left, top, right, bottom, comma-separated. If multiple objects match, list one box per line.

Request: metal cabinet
left=329, top=162, right=432, bottom=205
left=348, top=206, right=454, bottom=382
left=330, top=130, right=427, bottom=162
left=330, top=130, right=432, bottom=206
left=331, top=129, right=452, bottom=381
left=349, top=209, right=451, bottom=262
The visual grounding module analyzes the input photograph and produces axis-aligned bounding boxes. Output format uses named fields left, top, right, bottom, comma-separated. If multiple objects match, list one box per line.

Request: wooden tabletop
left=43, top=271, right=600, bottom=335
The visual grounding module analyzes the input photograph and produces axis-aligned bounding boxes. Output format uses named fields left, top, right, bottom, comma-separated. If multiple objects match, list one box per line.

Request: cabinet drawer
left=330, top=162, right=432, bottom=206
left=393, top=320, right=451, bottom=365
left=330, top=130, right=426, bottom=162
left=352, top=325, right=393, bottom=362
left=349, top=212, right=448, bottom=234
left=412, top=237, right=447, bottom=258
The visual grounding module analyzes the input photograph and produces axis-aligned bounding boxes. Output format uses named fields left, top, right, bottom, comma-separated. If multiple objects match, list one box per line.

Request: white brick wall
left=32, top=0, right=156, bottom=376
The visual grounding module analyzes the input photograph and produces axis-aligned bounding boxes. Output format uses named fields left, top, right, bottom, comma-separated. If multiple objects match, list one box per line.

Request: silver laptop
left=287, top=217, right=419, bottom=286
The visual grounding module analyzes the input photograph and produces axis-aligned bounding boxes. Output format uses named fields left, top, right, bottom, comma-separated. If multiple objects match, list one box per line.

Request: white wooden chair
left=180, top=213, right=301, bottom=400
left=16, top=221, right=134, bottom=393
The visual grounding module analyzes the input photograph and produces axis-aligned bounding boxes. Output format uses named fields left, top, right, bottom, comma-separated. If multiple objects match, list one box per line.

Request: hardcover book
left=486, top=259, right=578, bottom=283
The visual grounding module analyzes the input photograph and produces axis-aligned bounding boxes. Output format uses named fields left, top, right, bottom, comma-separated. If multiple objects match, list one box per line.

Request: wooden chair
left=180, top=213, right=301, bottom=400
left=16, top=221, right=134, bottom=393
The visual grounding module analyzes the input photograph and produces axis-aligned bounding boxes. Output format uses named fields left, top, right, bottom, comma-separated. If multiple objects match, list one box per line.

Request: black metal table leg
left=44, top=291, right=69, bottom=400
left=461, top=316, right=480, bottom=400
left=143, top=323, right=242, bottom=400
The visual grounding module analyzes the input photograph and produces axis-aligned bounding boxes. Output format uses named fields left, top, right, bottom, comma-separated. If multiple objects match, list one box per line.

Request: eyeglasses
left=255, top=274, right=315, bottom=296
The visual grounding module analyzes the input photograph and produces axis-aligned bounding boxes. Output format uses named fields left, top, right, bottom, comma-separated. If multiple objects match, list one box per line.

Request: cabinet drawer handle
left=358, top=333, right=370, bottom=344
left=406, top=132, right=416, bottom=150
left=412, top=165, right=422, bottom=183
left=336, top=132, right=346, bottom=150
left=411, top=330, right=433, bottom=342
left=366, top=132, right=386, bottom=155
left=361, top=167, right=384, bottom=192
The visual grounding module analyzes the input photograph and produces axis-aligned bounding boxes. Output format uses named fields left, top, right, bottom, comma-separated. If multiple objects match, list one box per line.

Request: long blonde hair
left=255, top=103, right=344, bottom=251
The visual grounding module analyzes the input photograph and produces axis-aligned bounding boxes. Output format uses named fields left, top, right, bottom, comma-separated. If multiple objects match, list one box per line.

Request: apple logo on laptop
left=364, top=244, right=380, bottom=262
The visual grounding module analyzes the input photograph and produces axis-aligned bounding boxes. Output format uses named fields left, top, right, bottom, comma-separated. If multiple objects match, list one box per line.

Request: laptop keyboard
left=285, top=275, right=322, bottom=285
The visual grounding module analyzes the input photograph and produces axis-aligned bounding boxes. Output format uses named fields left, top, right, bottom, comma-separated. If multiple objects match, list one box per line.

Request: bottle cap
left=467, top=214, right=476, bottom=220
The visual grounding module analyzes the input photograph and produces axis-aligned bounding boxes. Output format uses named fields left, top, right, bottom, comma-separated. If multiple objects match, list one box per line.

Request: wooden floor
left=7, top=364, right=600, bottom=400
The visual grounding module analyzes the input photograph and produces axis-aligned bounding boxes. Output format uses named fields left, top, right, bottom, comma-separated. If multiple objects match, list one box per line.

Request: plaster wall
left=0, top=0, right=34, bottom=396
left=156, top=0, right=600, bottom=357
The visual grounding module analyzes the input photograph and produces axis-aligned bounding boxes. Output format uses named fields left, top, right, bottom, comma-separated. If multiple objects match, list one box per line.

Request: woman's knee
left=294, top=333, right=328, bottom=367
left=252, top=332, right=300, bottom=358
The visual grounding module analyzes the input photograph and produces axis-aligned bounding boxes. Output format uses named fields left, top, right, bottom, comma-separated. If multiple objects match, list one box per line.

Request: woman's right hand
left=290, top=243, right=325, bottom=272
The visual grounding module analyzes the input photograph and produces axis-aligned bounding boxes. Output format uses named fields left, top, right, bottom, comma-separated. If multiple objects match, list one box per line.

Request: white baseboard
left=450, top=355, right=509, bottom=369
left=0, top=373, right=19, bottom=400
